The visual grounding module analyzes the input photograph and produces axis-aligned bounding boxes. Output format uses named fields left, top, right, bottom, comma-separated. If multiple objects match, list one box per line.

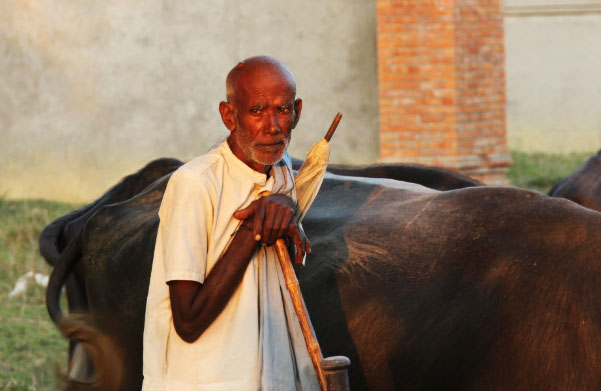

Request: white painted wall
left=504, top=1, right=601, bottom=153
left=0, top=0, right=378, bottom=202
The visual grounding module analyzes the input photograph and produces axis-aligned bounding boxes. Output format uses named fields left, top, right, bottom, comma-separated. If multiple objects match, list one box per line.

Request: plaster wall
left=504, top=0, right=601, bottom=153
left=1, top=0, right=378, bottom=202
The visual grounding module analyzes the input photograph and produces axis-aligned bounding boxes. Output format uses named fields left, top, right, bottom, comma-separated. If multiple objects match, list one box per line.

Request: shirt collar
left=221, top=139, right=270, bottom=186
left=219, top=139, right=294, bottom=195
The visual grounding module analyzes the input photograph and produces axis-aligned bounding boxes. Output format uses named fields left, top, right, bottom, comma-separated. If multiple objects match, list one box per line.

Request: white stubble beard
left=234, top=129, right=290, bottom=168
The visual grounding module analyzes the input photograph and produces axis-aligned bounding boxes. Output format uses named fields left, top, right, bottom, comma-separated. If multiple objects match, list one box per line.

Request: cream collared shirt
left=142, top=140, right=317, bottom=391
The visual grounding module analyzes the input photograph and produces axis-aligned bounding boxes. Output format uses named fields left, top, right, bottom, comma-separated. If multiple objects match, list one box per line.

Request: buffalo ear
left=219, top=101, right=236, bottom=131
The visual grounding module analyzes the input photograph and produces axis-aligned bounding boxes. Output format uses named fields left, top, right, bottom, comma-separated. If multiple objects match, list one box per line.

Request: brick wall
left=376, top=0, right=510, bottom=185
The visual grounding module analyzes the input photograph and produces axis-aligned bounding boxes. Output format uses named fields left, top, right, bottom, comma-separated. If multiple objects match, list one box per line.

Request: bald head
left=225, top=56, right=296, bottom=103
left=219, top=55, right=302, bottom=173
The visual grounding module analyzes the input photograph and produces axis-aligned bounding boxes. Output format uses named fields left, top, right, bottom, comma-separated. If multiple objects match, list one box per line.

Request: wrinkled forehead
left=226, top=60, right=297, bottom=103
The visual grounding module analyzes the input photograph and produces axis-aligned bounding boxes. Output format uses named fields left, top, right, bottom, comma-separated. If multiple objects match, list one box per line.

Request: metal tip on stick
left=324, top=113, right=342, bottom=142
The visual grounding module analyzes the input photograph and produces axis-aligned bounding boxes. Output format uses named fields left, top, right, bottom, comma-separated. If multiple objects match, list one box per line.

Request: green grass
left=0, top=199, right=78, bottom=391
left=0, top=151, right=594, bottom=390
left=506, top=151, right=591, bottom=193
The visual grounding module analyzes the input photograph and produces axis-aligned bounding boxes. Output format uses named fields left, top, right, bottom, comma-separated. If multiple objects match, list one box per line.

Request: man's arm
left=168, top=194, right=310, bottom=343
left=168, top=219, right=258, bottom=343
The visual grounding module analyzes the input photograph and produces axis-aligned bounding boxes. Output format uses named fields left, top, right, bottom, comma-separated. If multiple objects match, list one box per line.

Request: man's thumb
left=233, top=204, right=255, bottom=220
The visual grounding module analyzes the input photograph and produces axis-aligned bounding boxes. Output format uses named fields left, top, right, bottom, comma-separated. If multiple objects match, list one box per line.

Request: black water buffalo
left=549, top=149, right=601, bottom=212
left=290, top=158, right=483, bottom=190
left=43, top=158, right=601, bottom=390
left=40, top=158, right=183, bottom=313
left=42, top=158, right=481, bottom=318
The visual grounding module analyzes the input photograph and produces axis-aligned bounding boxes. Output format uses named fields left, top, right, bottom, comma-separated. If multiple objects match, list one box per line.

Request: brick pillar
left=376, top=0, right=510, bottom=185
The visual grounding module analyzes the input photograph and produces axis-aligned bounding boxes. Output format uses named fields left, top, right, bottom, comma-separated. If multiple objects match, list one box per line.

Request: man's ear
left=293, top=98, right=302, bottom=128
left=219, top=101, right=236, bottom=131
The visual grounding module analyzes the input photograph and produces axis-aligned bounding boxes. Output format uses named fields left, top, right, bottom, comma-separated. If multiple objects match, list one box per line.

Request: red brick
left=377, top=0, right=508, bottom=183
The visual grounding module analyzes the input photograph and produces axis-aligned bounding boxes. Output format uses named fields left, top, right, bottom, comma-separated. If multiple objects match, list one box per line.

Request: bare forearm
left=169, top=193, right=308, bottom=342
left=169, top=225, right=258, bottom=342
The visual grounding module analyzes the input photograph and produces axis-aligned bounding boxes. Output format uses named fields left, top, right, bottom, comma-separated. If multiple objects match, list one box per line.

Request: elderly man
left=142, top=56, right=319, bottom=391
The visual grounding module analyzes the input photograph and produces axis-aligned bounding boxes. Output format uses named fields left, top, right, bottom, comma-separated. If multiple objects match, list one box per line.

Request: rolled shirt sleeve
left=158, top=168, right=214, bottom=284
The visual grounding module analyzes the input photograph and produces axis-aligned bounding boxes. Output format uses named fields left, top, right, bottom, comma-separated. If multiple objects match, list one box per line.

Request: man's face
left=221, top=66, right=301, bottom=173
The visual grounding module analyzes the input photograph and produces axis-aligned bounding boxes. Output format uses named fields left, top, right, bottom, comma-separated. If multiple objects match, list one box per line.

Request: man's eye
left=279, top=106, right=290, bottom=113
left=250, top=108, right=260, bottom=114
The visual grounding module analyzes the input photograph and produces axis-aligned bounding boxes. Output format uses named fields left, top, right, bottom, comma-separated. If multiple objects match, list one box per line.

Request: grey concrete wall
left=6, top=0, right=599, bottom=201
left=504, top=0, right=601, bottom=153
left=1, top=0, right=378, bottom=202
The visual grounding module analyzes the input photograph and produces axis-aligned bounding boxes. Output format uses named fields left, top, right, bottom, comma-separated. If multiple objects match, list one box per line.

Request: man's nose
left=265, top=111, right=281, bottom=134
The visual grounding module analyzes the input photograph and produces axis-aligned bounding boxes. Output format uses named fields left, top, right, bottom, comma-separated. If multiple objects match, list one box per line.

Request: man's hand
left=233, top=194, right=310, bottom=264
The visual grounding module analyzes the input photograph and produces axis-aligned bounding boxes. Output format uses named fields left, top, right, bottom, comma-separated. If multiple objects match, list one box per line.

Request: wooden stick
left=270, top=112, right=344, bottom=390
left=324, top=113, right=342, bottom=142
left=274, top=239, right=327, bottom=390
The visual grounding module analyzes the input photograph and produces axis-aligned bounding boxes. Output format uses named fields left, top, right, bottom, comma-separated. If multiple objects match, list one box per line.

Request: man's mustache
left=254, top=139, right=288, bottom=146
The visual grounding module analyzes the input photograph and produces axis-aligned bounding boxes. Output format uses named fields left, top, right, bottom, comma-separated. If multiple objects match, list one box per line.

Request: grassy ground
left=0, top=200, right=77, bottom=391
left=506, top=150, right=591, bottom=193
left=0, top=151, right=593, bottom=390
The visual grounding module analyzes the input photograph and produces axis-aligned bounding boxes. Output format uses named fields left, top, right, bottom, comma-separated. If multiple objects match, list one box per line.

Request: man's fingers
left=286, top=224, right=307, bottom=264
left=253, top=202, right=266, bottom=241
left=237, top=195, right=299, bottom=244
left=267, top=207, right=291, bottom=245
left=233, top=204, right=255, bottom=221
left=293, top=235, right=306, bottom=265
left=295, top=223, right=310, bottom=263
left=263, top=202, right=279, bottom=244
left=277, top=212, right=293, bottom=244
left=234, top=202, right=263, bottom=241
